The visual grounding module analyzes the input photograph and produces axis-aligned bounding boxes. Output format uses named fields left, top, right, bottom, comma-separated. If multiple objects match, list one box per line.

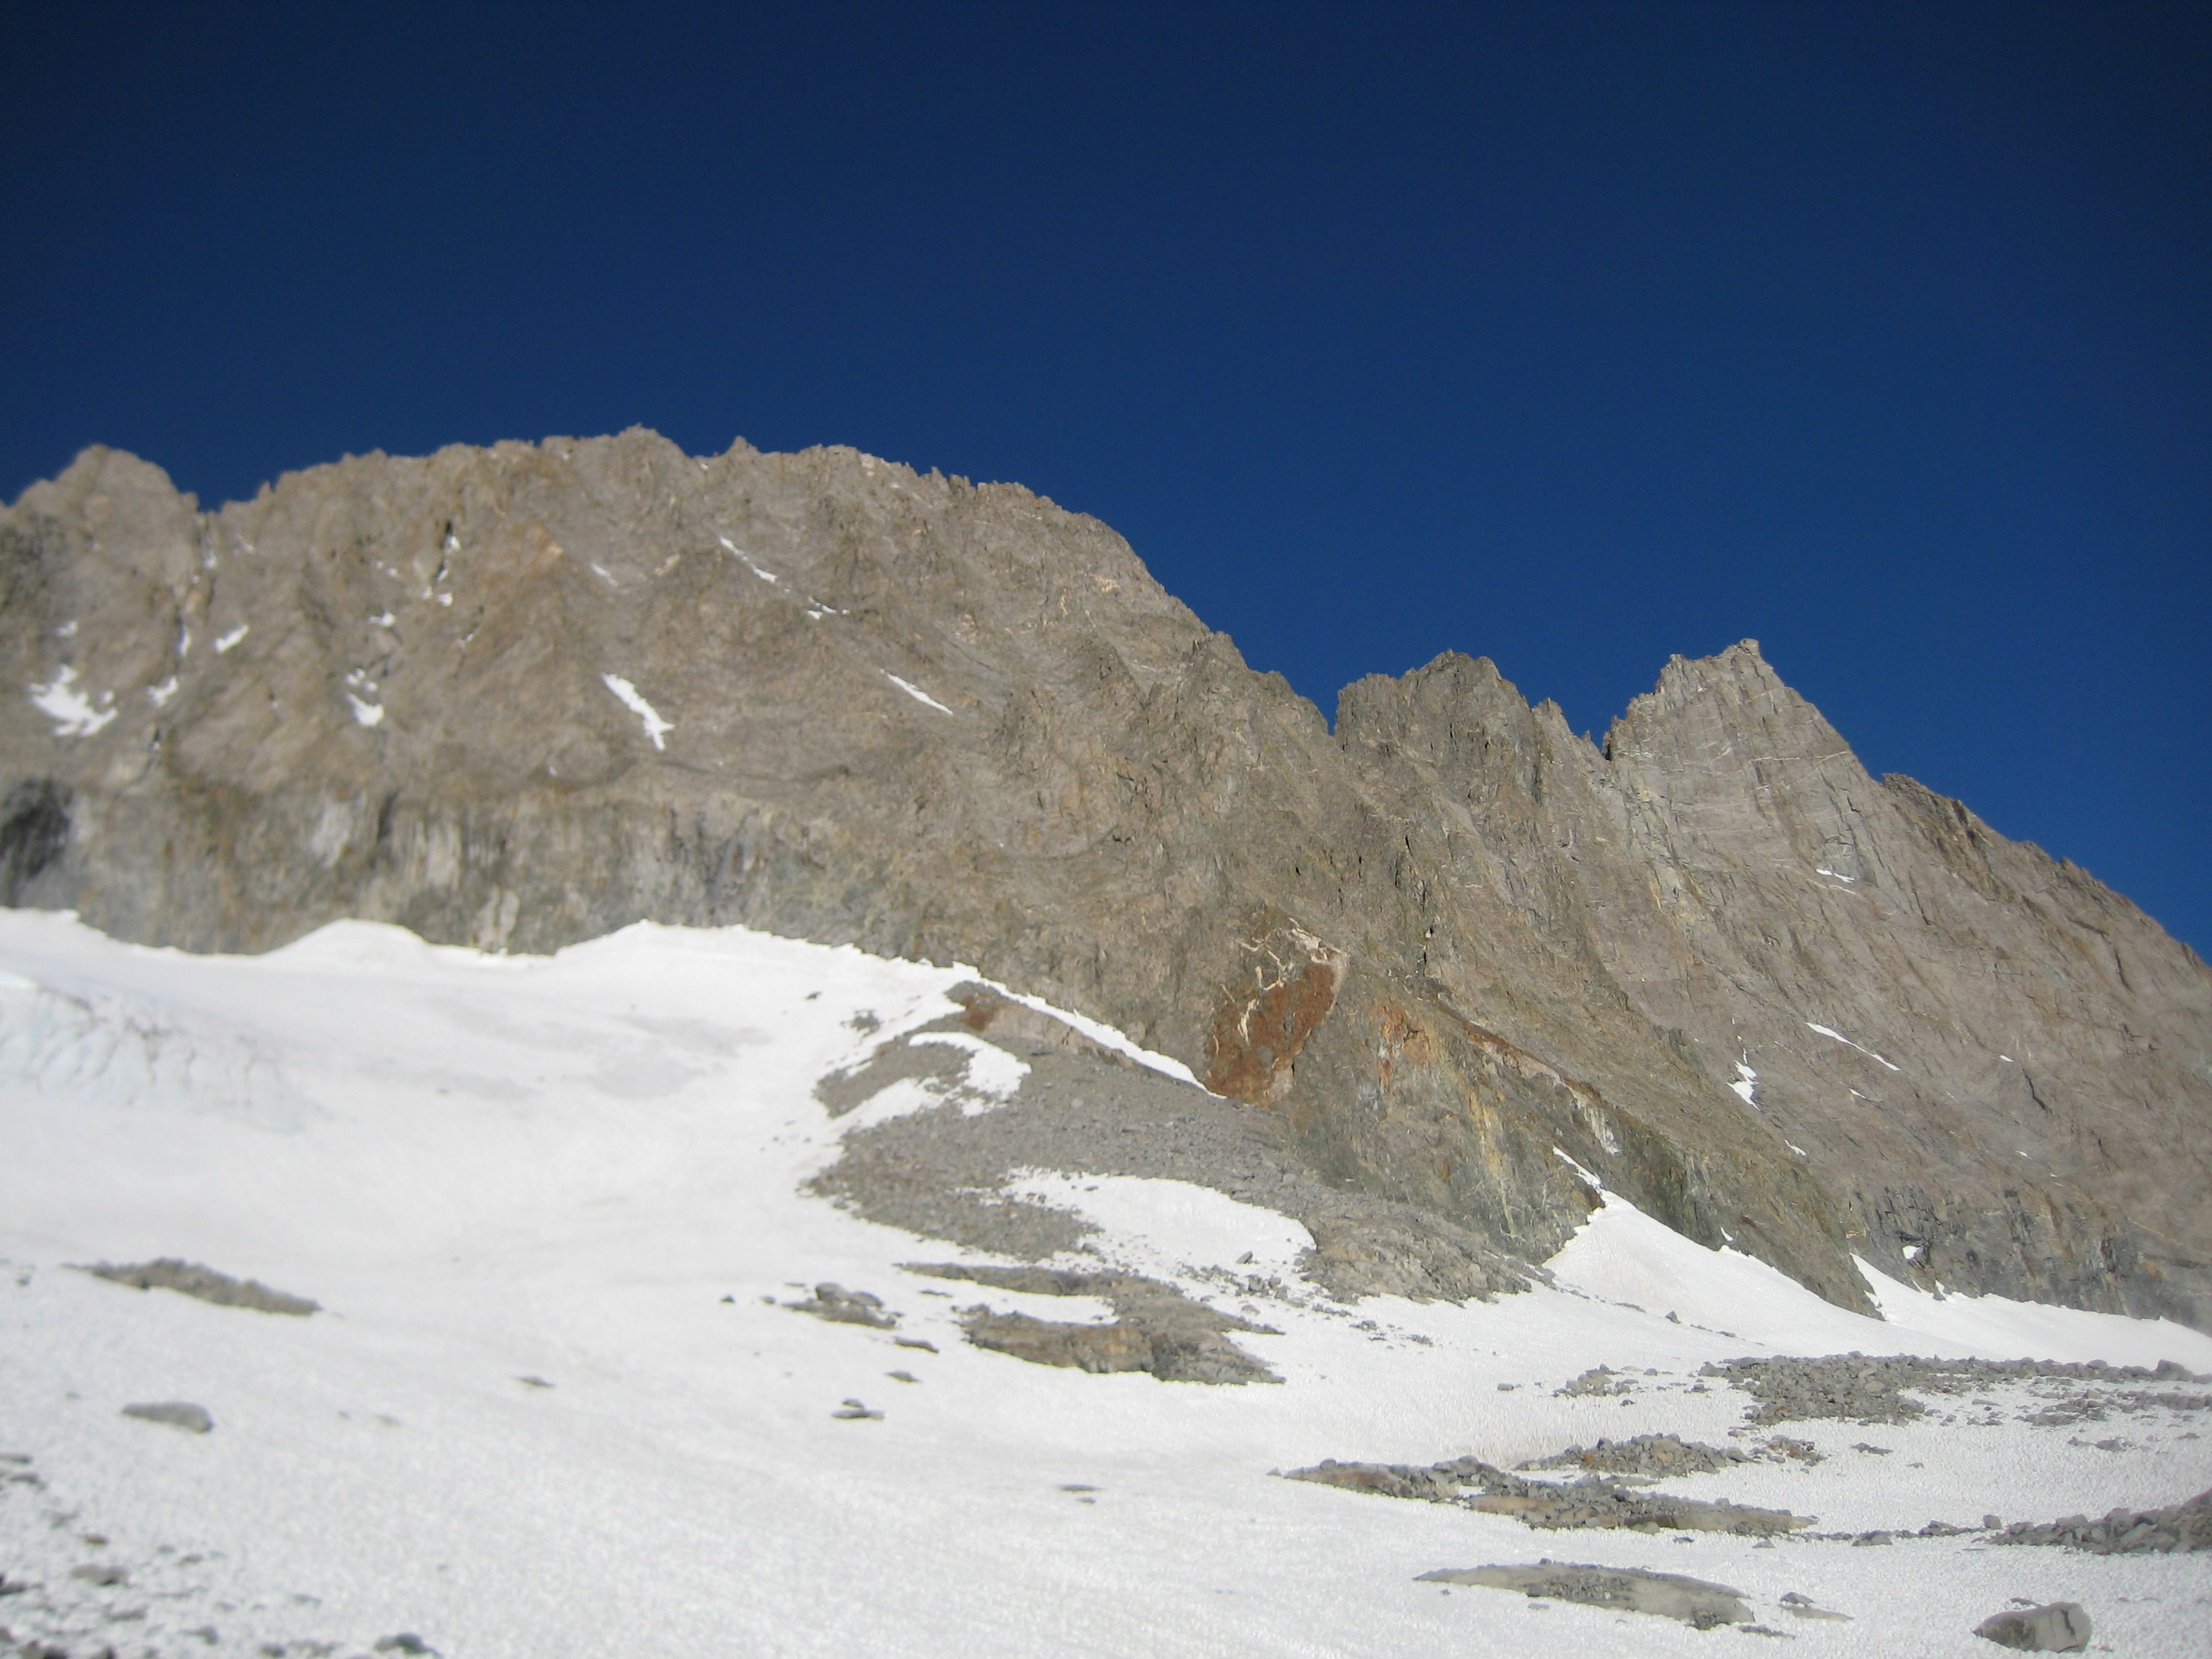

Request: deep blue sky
left=4, top=2, right=2206, bottom=952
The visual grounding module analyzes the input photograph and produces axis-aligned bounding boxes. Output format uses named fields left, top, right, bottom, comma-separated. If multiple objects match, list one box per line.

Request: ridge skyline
left=16, top=432, right=2194, bottom=958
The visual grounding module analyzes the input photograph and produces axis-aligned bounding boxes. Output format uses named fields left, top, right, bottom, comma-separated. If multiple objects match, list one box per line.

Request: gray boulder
left=1974, top=1602, right=2091, bottom=1652
left=120, top=1401, right=212, bottom=1433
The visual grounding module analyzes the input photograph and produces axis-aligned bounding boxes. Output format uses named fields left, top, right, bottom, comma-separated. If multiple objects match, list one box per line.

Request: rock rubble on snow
left=81, top=1259, right=318, bottom=1317
left=1702, top=1353, right=2206, bottom=1425
left=1416, top=1560, right=1752, bottom=1628
left=1284, top=1455, right=1811, bottom=1535
left=907, top=1262, right=1280, bottom=1385
left=1518, top=1431, right=1822, bottom=1475
left=1990, top=1487, right=2211, bottom=1554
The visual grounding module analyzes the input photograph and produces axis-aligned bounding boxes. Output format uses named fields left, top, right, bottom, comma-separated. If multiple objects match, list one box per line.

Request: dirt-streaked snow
left=2, top=912, right=2207, bottom=1658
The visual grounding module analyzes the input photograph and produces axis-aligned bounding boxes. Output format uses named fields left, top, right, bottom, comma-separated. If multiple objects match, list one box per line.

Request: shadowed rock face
left=4, top=433, right=2208, bottom=1327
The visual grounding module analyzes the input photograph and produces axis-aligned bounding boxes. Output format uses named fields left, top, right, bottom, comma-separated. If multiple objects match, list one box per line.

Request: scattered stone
left=892, top=1336, right=938, bottom=1352
left=1417, top=1562, right=1750, bottom=1628
left=832, top=1399, right=884, bottom=1421
left=1285, top=1456, right=1810, bottom=1535
left=1850, top=1442, right=1891, bottom=1455
left=120, top=1401, right=212, bottom=1434
left=515, top=1375, right=553, bottom=1389
left=67, top=1564, right=127, bottom=1586
left=81, top=1259, right=318, bottom=1316
left=373, top=1635, right=438, bottom=1655
left=783, top=1282, right=896, bottom=1328
left=1991, top=1488, right=2209, bottom=1554
left=1972, top=1601, right=2091, bottom=1652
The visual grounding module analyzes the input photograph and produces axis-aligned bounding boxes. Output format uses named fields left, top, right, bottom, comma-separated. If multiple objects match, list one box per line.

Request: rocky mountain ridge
left=4, top=431, right=2206, bottom=1328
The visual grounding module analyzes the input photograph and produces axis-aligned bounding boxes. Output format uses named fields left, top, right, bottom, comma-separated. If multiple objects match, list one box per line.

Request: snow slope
left=1, top=912, right=2207, bottom=1658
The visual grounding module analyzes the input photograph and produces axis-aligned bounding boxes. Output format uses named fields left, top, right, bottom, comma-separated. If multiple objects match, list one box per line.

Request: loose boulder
left=1974, top=1602, right=2091, bottom=1653
left=120, top=1401, right=213, bottom=1434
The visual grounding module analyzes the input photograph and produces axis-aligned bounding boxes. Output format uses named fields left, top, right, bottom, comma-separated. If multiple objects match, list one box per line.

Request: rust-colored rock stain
left=1205, top=920, right=1349, bottom=1103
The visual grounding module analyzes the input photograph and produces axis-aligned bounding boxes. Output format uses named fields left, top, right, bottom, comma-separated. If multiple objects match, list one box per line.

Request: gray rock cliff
left=4, top=432, right=2206, bottom=1327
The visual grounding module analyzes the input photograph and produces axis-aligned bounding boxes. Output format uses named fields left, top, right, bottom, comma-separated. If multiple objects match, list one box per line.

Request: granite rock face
left=4, top=433, right=2207, bottom=1326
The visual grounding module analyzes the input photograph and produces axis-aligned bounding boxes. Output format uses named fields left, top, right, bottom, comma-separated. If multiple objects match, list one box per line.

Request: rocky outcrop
left=4, top=433, right=2208, bottom=1326
left=1285, top=1455, right=1811, bottom=1535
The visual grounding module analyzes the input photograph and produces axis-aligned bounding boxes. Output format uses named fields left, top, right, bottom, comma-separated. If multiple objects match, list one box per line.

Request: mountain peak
left=4, top=434, right=2206, bottom=1334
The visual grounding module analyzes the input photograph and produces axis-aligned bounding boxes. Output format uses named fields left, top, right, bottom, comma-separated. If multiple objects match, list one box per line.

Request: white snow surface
left=598, top=673, right=672, bottom=750
left=718, top=534, right=780, bottom=583
left=1, top=911, right=2208, bottom=1658
left=1807, top=1022, right=1903, bottom=1071
left=27, top=665, right=117, bottom=737
left=884, top=672, right=954, bottom=714
left=907, top=1030, right=1030, bottom=1103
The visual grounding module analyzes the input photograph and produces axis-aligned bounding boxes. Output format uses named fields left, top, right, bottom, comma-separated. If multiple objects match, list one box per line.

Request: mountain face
left=4, top=432, right=2206, bottom=1329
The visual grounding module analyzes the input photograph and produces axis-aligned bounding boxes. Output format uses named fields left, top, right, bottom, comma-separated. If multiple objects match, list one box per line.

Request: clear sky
left=4, top=2, right=2205, bottom=952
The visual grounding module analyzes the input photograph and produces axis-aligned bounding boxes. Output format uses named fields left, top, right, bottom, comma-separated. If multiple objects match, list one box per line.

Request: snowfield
left=1, top=912, right=2208, bottom=1658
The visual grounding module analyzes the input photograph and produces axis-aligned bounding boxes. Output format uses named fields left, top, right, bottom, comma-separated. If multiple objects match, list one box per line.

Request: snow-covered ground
left=1, top=912, right=2206, bottom=1658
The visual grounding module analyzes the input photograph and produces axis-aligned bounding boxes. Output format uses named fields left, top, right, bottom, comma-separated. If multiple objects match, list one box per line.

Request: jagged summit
left=4, top=431, right=2207, bottom=1331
